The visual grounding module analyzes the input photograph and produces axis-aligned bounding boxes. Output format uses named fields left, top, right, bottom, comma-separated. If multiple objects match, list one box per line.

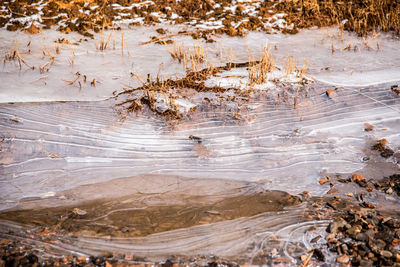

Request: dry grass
left=248, top=46, right=275, bottom=85
left=164, top=41, right=208, bottom=73
left=276, top=0, right=400, bottom=36
left=297, top=58, right=309, bottom=79
left=94, top=30, right=113, bottom=51
left=283, top=56, right=295, bottom=76
left=188, top=42, right=206, bottom=72
left=3, top=40, right=35, bottom=70
left=3, top=40, right=18, bottom=63
left=164, top=41, right=187, bottom=63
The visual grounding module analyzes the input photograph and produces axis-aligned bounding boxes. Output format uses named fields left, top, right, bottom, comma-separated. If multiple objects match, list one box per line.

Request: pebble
left=381, top=250, right=393, bottom=258
left=336, top=254, right=350, bottom=264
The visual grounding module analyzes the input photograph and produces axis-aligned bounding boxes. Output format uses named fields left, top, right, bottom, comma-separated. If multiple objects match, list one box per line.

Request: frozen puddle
left=1, top=80, right=400, bottom=208
left=1, top=25, right=400, bottom=263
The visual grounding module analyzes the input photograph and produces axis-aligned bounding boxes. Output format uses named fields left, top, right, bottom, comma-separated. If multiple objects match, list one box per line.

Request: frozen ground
left=0, top=26, right=400, bottom=102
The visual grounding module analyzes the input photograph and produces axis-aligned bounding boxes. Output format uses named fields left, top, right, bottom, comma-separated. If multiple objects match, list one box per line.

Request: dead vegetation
left=275, top=0, right=400, bottom=36
left=164, top=41, right=187, bottom=63
left=248, top=46, right=275, bottom=85
left=94, top=30, right=113, bottom=51
left=3, top=40, right=35, bottom=70
left=118, top=49, right=311, bottom=121
left=2, top=0, right=399, bottom=39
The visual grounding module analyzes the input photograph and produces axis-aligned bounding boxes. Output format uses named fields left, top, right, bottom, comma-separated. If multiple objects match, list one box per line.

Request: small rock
left=352, top=173, right=367, bottom=186
left=311, top=235, right=321, bottom=243
left=326, top=88, right=338, bottom=99
left=336, top=254, right=350, bottom=264
left=355, top=233, right=368, bottom=241
left=361, top=201, right=376, bottom=209
left=364, top=123, right=375, bottom=132
left=319, top=179, right=329, bottom=185
left=189, top=135, right=202, bottom=143
left=381, top=250, right=393, bottom=258
left=372, top=139, right=388, bottom=151
left=347, top=225, right=362, bottom=236
left=392, top=85, right=400, bottom=95
left=313, top=248, right=325, bottom=262
left=72, top=208, right=87, bottom=216
left=365, top=184, right=373, bottom=192
left=77, top=256, right=87, bottom=262
left=359, top=259, right=373, bottom=267
left=381, top=148, right=394, bottom=158
left=341, top=243, right=348, bottom=254
left=386, top=187, right=393, bottom=194
left=325, top=233, right=336, bottom=242
left=327, top=188, right=339, bottom=194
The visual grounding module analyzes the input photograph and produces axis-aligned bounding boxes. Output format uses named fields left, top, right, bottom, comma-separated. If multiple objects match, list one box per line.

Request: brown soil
left=275, top=0, right=400, bottom=36
left=2, top=0, right=399, bottom=38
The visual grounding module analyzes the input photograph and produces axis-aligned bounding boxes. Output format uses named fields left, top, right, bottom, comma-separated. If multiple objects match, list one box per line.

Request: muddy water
left=0, top=175, right=301, bottom=238
left=0, top=75, right=399, bottom=264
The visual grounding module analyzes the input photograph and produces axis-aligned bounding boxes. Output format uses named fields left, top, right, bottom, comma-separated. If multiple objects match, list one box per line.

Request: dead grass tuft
left=3, top=40, right=35, bottom=70
left=164, top=41, right=187, bottom=63
left=248, top=46, right=275, bottom=85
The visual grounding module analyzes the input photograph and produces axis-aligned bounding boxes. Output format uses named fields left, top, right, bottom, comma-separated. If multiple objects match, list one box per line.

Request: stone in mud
left=311, top=235, right=321, bottom=243
left=368, top=239, right=386, bottom=253
left=313, top=248, right=325, bottom=262
left=325, top=233, right=336, bottom=243
left=381, top=148, right=394, bottom=158
left=380, top=250, right=393, bottom=258
left=346, top=225, right=362, bottom=236
left=372, top=139, right=394, bottom=158
left=327, top=220, right=350, bottom=234
left=372, top=139, right=388, bottom=152
left=361, top=201, right=376, bottom=209
left=359, top=259, right=374, bottom=267
left=72, top=208, right=87, bottom=216
left=161, top=259, right=173, bottom=267
left=340, top=243, right=349, bottom=254
left=336, top=254, right=350, bottom=264
left=352, top=173, right=367, bottom=186
left=327, top=188, right=339, bottom=194
left=355, top=232, right=368, bottom=241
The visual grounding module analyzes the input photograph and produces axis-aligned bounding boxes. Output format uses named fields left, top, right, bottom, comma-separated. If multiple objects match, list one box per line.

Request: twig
left=8, top=7, right=53, bottom=20
left=26, top=75, right=48, bottom=84
left=58, top=75, right=80, bottom=86
left=140, top=31, right=196, bottom=45
left=16, top=52, right=35, bottom=69
left=302, top=251, right=313, bottom=267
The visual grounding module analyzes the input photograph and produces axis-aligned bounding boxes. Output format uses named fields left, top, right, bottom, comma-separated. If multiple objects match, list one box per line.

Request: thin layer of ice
left=1, top=26, right=400, bottom=103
